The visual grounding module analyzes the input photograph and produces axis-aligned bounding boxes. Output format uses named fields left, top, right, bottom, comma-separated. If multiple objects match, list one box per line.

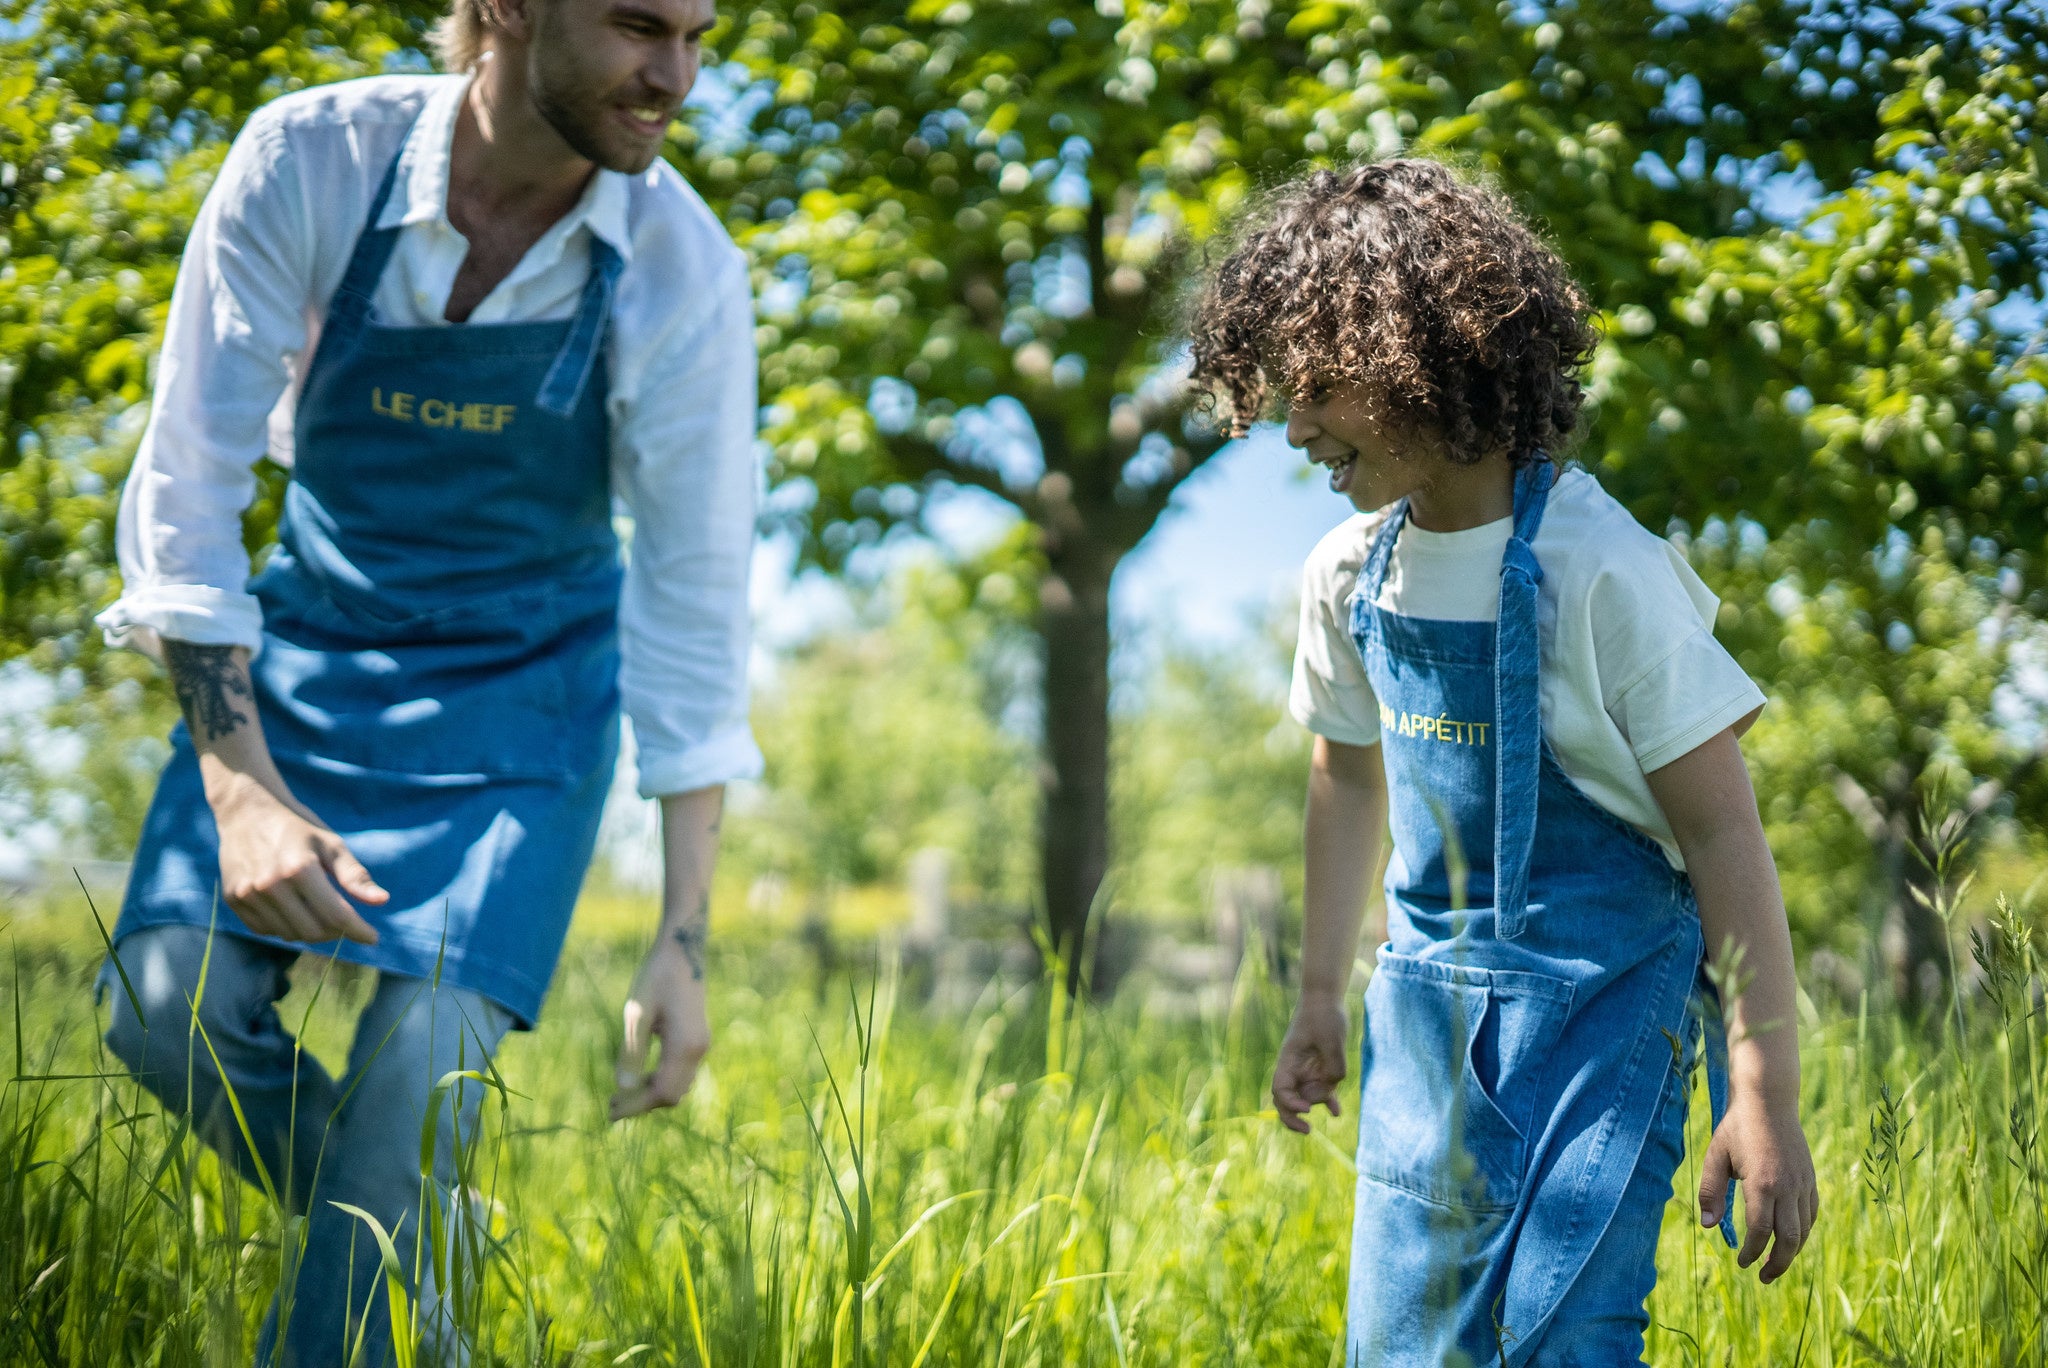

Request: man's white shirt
left=97, top=73, right=762, bottom=797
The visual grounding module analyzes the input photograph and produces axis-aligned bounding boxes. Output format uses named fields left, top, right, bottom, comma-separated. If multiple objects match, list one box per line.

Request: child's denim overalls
left=1344, top=460, right=1736, bottom=1367
left=114, top=119, right=625, bottom=1026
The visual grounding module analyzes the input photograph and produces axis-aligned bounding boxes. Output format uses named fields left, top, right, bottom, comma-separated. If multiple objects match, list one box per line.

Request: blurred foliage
left=0, top=655, right=172, bottom=868
left=0, top=1, right=445, bottom=669
left=1689, top=514, right=2048, bottom=1004
left=725, top=528, right=1042, bottom=906
left=1368, top=0, right=2046, bottom=575
left=678, top=1, right=2048, bottom=569
left=695, top=0, right=1358, bottom=553
left=1112, top=621, right=1312, bottom=927
left=1581, top=15, right=2048, bottom=581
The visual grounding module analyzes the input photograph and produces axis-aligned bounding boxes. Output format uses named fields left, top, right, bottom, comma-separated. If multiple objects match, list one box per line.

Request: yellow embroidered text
left=1380, top=702, right=1489, bottom=747
left=371, top=389, right=517, bottom=434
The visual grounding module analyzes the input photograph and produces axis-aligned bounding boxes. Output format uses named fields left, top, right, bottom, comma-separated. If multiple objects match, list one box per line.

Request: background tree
left=689, top=0, right=1412, bottom=968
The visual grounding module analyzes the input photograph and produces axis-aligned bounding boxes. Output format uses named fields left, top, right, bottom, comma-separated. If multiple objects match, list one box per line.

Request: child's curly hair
left=1187, top=159, right=1598, bottom=466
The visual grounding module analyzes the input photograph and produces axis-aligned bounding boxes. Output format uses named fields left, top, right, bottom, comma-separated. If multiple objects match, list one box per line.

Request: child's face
left=1284, top=380, right=1445, bottom=514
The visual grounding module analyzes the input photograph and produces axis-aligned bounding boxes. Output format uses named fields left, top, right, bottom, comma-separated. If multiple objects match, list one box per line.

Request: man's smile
left=616, top=102, right=678, bottom=138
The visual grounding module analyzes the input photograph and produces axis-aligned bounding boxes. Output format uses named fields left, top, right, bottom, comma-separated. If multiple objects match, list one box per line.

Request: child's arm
left=1645, top=727, right=1818, bottom=1283
left=1275, top=736, right=1386, bottom=1133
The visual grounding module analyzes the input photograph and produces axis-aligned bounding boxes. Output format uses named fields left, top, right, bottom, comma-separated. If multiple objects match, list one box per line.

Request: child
left=1187, top=159, right=1816, bottom=1366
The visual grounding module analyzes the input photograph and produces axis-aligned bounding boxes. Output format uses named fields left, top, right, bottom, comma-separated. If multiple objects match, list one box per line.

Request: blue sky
left=749, top=424, right=1354, bottom=657
left=1114, top=427, right=1353, bottom=643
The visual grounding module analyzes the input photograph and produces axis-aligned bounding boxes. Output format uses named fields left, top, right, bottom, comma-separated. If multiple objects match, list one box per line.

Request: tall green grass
left=2, top=884, right=2041, bottom=1365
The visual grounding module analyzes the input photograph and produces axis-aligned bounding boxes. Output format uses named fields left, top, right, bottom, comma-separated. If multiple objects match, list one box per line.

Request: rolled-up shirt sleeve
left=96, top=108, right=314, bottom=659
left=613, top=255, right=763, bottom=797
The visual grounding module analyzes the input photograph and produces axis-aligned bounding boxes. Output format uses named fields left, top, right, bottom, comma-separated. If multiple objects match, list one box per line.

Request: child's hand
left=1698, top=1090, right=1817, bottom=1283
left=1273, top=991, right=1349, bottom=1133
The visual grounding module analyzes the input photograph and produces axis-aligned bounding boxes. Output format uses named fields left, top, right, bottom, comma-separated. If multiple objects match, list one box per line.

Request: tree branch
left=1107, top=425, right=1227, bottom=551
left=1828, top=767, right=1893, bottom=846
left=880, top=428, right=1036, bottom=520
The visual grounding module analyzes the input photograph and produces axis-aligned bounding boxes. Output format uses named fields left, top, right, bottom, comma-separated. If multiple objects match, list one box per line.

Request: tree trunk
left=1891, top=839, right=1952, bottom=1019
left=1836, top=762, right=1960, bottom=1020
left=1038, top=540, right=1114, bottom=991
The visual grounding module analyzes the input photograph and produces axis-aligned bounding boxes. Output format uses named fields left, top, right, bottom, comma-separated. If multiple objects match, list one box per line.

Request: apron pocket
left=1357, top=953, right=1574, bottom=1212
left=255, top=577, right=614, bottom=782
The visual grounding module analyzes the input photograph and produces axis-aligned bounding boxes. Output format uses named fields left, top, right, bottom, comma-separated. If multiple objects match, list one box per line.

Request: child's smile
left=1286, top=381, right=1434, bottom=514
left=1287, top=379, right=1517, bottom=529
left=1308, top=440, right=1359, bottom=495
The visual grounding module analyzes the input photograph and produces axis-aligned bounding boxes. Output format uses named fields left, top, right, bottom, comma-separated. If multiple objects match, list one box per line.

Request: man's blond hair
left=428, top=0, right=489, bottom=72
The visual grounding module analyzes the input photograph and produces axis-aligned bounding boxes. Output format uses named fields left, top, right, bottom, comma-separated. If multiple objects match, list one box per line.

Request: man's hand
left=161, top=638, right=385, bottom=945
left=1699, top=1090, right=1818, bottom=1283
left=1274, top=990, right=1349, bottom=1134
left=213, top=777, right=385, bottom=945
left=610, top=939, right=711, bottom=1120
left=611, top=785, right=723, bottom=1122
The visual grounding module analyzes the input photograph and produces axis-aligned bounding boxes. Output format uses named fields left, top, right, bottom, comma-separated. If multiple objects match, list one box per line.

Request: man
left=94, top=0, right=755, bottom=1361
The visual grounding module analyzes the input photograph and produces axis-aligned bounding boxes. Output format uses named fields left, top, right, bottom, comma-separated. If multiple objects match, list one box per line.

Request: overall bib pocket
left=1357, top=953, right=1574, bottom=1212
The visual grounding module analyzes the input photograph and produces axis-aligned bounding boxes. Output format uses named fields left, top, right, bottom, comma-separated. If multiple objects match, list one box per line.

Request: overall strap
left=322, top=135, right=412, bottom=340
left=1491, top=457, right=1556, bottom=940
left=1360, top=497, right=1410, bottom=606
left=535, top=236, right=624, bottom=417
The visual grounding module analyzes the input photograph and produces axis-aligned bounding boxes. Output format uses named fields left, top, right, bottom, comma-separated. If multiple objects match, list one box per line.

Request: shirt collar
left=380, top=73, right=637, bottom=266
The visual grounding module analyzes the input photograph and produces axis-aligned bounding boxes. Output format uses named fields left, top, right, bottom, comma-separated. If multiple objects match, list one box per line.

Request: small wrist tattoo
left=670, top=890, right=710, bottom=980
left=671, top=921, right=707, bottom=981
left=163, top=641, right=252, bottom=743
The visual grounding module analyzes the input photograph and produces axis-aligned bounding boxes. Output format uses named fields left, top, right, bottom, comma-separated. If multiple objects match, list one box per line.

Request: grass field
left=4, top=884, right=2044, bottom=1367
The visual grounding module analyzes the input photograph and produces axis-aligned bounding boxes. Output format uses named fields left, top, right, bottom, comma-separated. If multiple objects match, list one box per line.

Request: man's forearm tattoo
left=163, top=641, right=253, bottom=743
left=670, top=891, right=709, bottom=981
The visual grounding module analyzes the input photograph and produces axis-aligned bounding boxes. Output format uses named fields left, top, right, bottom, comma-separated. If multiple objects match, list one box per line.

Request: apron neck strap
left=1511, top=456, right=1555, bottom=545
left=534, top=236, right=623, bottom=418
left=1492, top=456, right=1556, bottom=940
left=323, top=136, right=413, bottom=339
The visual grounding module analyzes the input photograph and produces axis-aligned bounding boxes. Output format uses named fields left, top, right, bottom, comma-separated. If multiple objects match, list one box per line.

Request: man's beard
left=527, top=46, right=659, bottom=175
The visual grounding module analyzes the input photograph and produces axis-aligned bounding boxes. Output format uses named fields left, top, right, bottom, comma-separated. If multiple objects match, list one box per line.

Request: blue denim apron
left=115, top=125, right=624, bottom=1026
left=1343, top=460, right=1737, bottom=1367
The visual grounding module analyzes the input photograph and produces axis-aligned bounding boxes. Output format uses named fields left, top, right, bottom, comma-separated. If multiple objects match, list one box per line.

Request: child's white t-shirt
left=1289, top=468, right=1765, bottom=869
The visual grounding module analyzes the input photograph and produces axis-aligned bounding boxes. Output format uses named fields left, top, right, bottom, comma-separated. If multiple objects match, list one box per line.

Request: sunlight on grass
left=5, top=887, right=2045, bottom=1365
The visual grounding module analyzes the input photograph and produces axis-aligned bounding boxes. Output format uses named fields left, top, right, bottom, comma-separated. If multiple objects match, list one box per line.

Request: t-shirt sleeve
left=1592, top=537, right=1766, bottom=774
left=1288, top=519, right=1382, bottom=747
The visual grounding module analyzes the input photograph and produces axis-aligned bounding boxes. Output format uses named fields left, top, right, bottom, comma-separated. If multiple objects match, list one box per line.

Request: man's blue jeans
left=102, top=923, right=513, bottom=1368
